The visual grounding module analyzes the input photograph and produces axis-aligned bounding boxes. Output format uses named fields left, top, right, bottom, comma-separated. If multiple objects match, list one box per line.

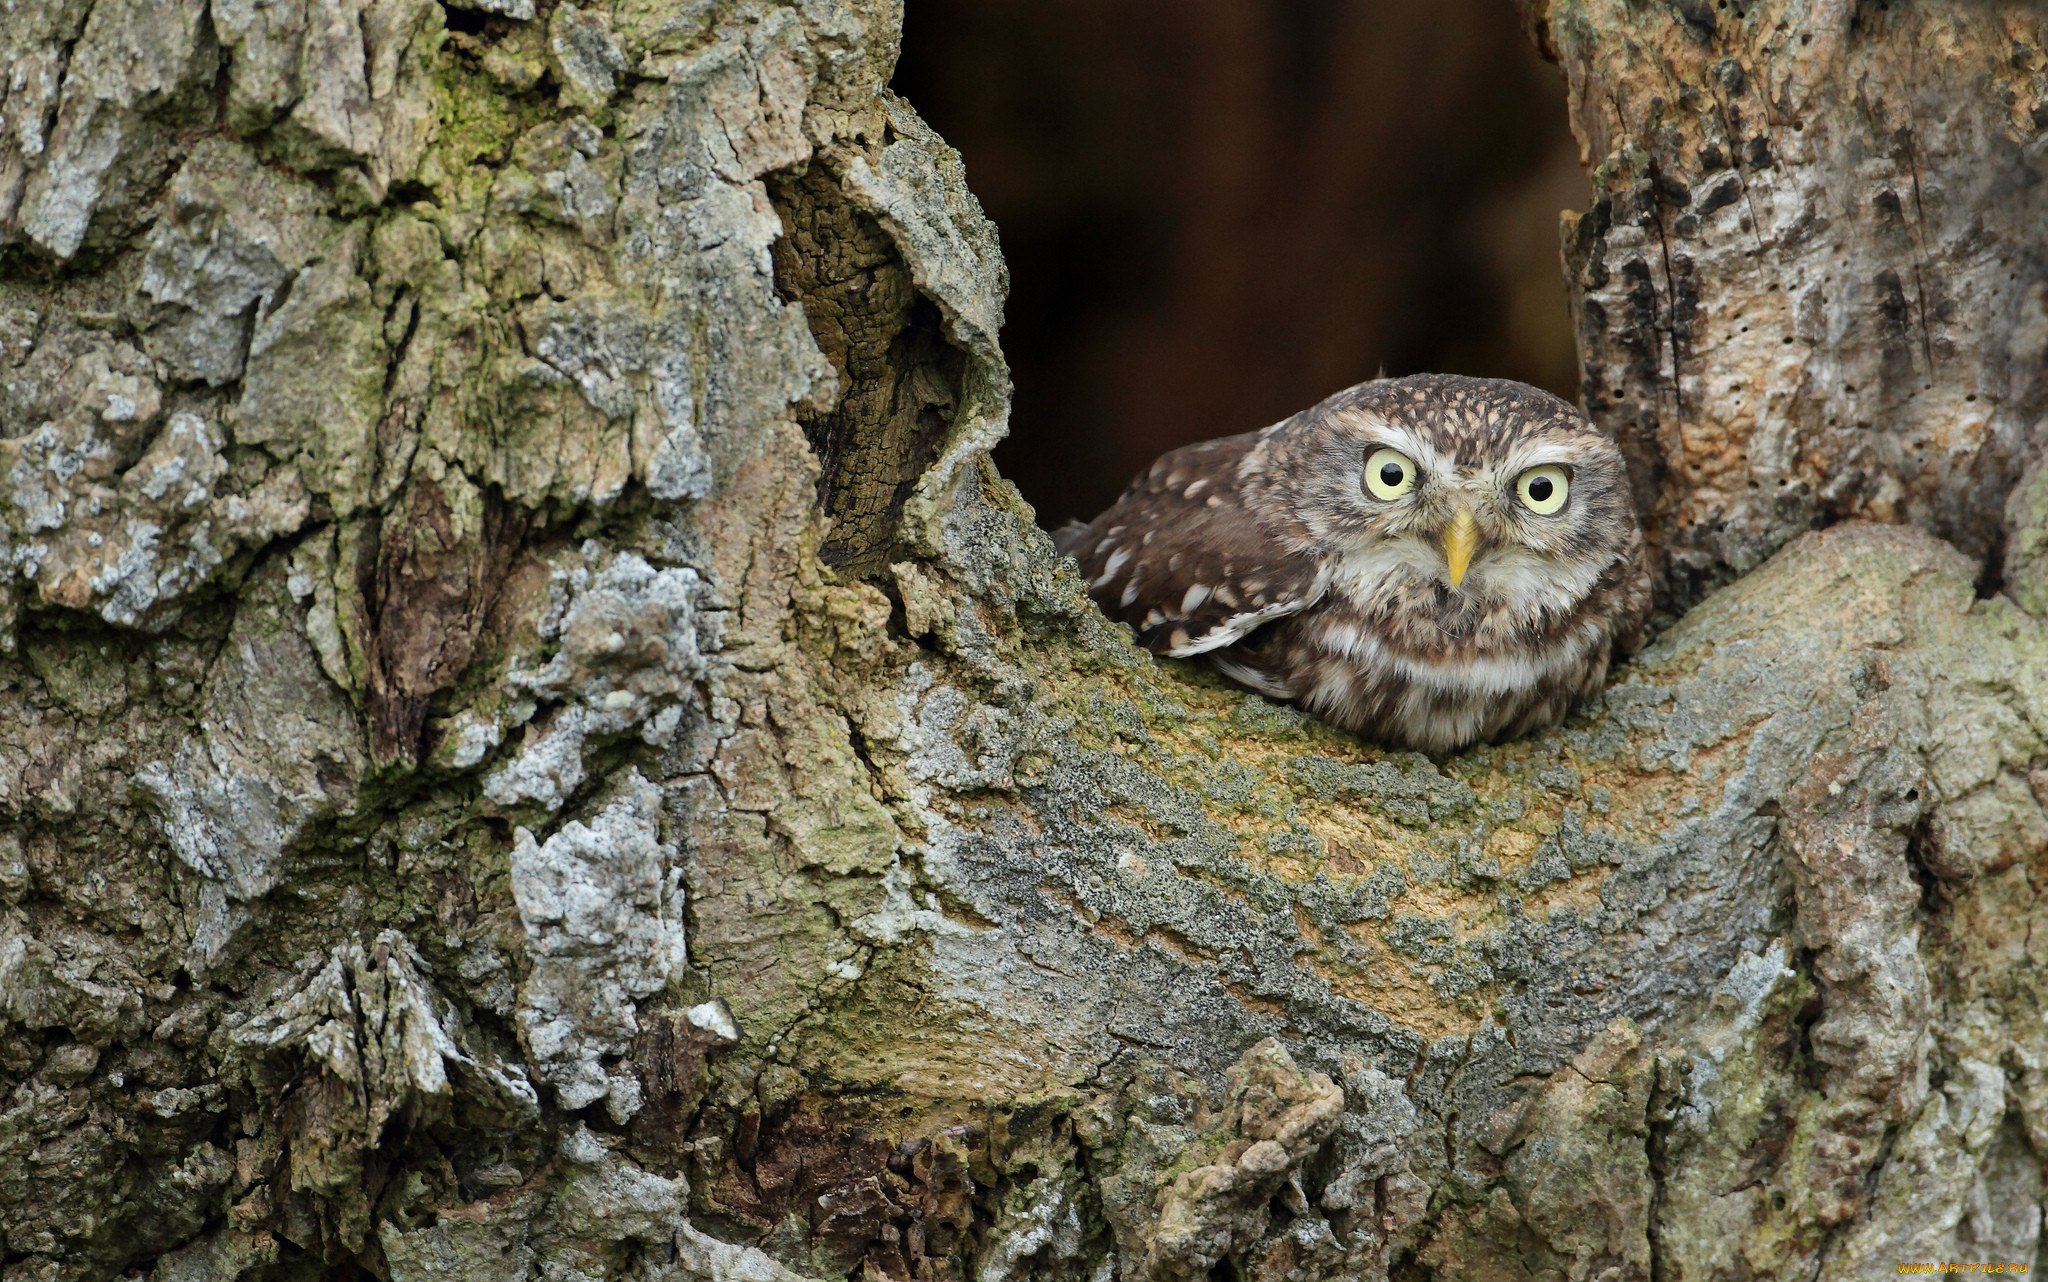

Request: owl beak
left=1442, top=507, right=1479, bottom=588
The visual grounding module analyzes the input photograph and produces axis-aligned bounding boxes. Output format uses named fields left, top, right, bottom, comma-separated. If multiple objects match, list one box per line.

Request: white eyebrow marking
left=1343, top=412, right=1457, bottom=481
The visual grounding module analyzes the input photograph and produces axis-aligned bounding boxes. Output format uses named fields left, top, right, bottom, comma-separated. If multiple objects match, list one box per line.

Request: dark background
left=892, top=0, right=1587, bottom=527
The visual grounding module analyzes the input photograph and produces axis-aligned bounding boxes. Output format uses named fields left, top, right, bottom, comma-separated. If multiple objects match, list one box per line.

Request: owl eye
left=1364, top=448, right=1417, bottom=500
left=1515, top=465, right=1570, bottom=515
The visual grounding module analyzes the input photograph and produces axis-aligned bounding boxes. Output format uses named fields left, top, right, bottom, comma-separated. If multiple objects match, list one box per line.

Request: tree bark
left=0, top=3, right=2043, bottom=1282
left=1530, top=0, right=2048, bottom=612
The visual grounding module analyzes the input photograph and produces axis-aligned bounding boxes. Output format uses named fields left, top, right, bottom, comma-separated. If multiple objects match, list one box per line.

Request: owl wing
left=1056, top=431, right=1328, bottom=660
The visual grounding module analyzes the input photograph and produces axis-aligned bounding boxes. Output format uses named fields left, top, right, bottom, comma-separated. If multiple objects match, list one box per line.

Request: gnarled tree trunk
left=0, top=2, right=2043, bottom=1281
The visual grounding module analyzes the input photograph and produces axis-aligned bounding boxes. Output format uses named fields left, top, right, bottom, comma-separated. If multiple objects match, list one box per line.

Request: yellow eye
left=1364, top=448, right=1416, bottom=500
left=1516, top=465, right=1570, bottom=515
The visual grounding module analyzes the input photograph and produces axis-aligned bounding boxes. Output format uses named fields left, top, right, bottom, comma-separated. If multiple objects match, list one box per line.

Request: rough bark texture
left=0, top=3, right=2043, bottom=1282
left=1531, top=0, right=2048, bottom=611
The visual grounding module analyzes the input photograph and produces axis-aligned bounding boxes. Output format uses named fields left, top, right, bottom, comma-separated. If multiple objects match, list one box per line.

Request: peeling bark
left=366, top=474, right=524, bottom=763
left=0, top=2, right=2044, bottom=1282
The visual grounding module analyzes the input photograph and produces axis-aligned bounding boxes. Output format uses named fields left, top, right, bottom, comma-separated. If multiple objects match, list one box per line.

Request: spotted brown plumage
left=1054, top=373, right=1653, bottom=753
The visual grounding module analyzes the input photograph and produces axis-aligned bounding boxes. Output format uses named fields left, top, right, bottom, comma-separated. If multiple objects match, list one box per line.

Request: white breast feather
left=1319, top=543, right=1614, bottom=697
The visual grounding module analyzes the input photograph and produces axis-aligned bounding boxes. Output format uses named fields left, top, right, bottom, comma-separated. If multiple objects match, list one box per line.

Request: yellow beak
left=1443, top=507, right=1478, bottom=588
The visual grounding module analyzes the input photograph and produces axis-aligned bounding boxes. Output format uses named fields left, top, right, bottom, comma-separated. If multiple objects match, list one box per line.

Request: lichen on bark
left=0, top=2, right=2044, bottom=1281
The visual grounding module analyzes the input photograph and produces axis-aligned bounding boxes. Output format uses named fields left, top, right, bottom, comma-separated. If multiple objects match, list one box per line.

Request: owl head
left=1271, top=374, right=1639, bottom=621
left=1057, top=372, right=1645, bottom=672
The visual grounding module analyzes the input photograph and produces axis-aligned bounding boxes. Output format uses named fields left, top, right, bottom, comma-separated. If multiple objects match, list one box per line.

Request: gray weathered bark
left=0, top=2, right=2043, bottom=1281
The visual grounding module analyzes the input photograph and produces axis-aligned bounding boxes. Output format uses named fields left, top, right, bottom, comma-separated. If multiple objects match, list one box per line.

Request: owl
left=1055, top=374, right=1652, bottom=753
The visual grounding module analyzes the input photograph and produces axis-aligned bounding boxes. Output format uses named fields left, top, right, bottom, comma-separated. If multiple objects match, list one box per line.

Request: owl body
left=1056, top=374, right=1651, bottom=753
